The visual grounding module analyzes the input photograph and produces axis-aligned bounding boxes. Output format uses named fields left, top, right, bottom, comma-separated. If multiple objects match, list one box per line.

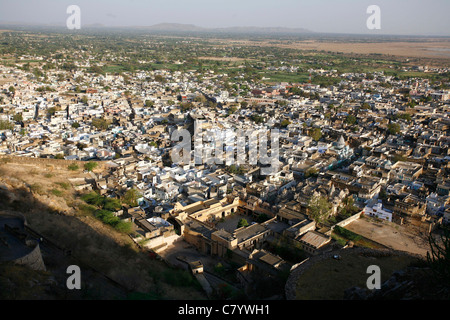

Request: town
left=0, top=27, right=449, bottom=300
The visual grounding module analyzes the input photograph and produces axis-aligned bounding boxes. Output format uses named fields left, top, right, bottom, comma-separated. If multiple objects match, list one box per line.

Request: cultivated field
left=216, top=38, right=450, bottom=58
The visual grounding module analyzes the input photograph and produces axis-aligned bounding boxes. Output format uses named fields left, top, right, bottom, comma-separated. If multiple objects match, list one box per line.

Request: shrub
left=55, top=182, right=70, bottom=190
left=81, top=192, right=105, bottom=207
left=334, top=225, right=362, bottom=242
left=162, top=268, right=198, bottom=288
left=427, top=228, right=450, bottom=291
left=103, top=197, right=122, bottom=212
left=237, top=218, right=249, bottom=228
left=68, top=164, right=79, bottom=171
left=122, top=188, right=141, bottom=207
left=214, top=263, right=225, bottom=275
left=80, top=192, right=129, bottom=233
left=51, top=189, right=63, bottom=197
left=115, top=221, right=133, bottom=234
left=81, top=192, right=121, bottom=211
left=77, top=204, right=96, bottom=217
left=84, top=161, right=98, bottom=172
left=30, top=183, right=44, bottom=195
left=256, top=214, right=270, bottom=223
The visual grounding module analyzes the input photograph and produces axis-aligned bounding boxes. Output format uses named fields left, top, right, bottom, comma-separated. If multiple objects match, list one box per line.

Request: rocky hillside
left=0, top=158, right=206, bottom=300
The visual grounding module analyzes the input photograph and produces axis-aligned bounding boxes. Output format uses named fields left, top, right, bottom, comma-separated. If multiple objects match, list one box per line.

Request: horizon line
left=1, top=21, right=450, bottom=38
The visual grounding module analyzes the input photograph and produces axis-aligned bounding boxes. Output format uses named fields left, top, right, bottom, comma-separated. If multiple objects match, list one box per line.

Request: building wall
left=364, top=204, right=392, bottom=222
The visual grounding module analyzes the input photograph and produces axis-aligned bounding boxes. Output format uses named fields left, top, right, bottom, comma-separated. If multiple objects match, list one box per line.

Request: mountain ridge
left=0, top=21, right=314, bottom=34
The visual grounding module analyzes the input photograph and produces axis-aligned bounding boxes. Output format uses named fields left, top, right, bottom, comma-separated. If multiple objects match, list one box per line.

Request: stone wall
left=13, top=241, right=46, bottom=271
left=0, top=155, right=106, bottom=170
left=1, top=211, right=47, bottom=271
left=325, top=211, right=363, bottom=235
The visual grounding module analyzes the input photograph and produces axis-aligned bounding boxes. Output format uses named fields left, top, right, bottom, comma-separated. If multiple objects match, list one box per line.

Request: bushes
left=0, top=120, right=13, bottom=130
left=50, top=189, right=63, bottom=197
left=55, top=182, right=70, bottom=190
left=122, top=188, right=141, bottom=207
left=237, top=218, right=249, bottom=228
left=81, top=192, right=121, bottom=212
left=333, top=225, right=362, bottom=242
left=84, top=161, right=98, bottom=172
left=68, top=164, right=79, bottom=171
left=94, top=208, right=131, bottom=233
left=427, top=228, right=450, bottom=292
left=162, top=268, right=200, bottom=289
left=80, top=192, right=130, bottom=233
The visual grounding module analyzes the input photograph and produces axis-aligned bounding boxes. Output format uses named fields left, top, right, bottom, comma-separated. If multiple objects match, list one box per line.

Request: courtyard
left=344, top=216, right=432, bottom=257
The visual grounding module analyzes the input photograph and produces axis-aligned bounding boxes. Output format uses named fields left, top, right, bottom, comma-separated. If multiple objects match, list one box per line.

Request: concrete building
left=364, top=200, right=393, bottom=222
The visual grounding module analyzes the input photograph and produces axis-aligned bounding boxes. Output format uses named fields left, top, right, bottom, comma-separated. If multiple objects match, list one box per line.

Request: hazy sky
left=0, top=0, right=449, bottom=36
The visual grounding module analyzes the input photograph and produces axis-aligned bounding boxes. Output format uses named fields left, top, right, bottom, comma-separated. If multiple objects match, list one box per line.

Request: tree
left=122, top=188, right=141, bottom=207
left=388, top=123, right=401, bottom=135
left=307, top=195, right=332, bottom=224
left=237, top=218, right=249, bottom=229
left=251, top=114, right=265, bottom=124
left=309, top=127, right=322, bottom=141
left=256, top=214, right=270, bottom=223
left=80, top=95, right=88, bottom=105
left=427, top=228, right=450, bottom=296
left=46, top=107, right=57, bottom=117
left=91, top=118, right=110, bottom=131
left=194, top=95, right=207, bottom=103
left=12, top=113, right=22, bottom=122
left=345, top=115, right=357, bottom=125
left=0, top=120, right=13, bottom=130
left=68, top=164, right=79, bottom=171
left=154, top=75, right=165, bottom=83
left=71, top=122, right=80, bottom=129
left=277, top=100, right=288, bottom=107
left=89, top=65, right=104, bottom=75
left=84, top=161, right=98, bottom=172
left=181, top=102, right=194, bottom=112
left=8, top=86, right=15, bottom=94
left=280, top=119, right=291, bottom=128
left=227, top=105, right=237, bottom=115
left=305, top=167, right=319, bottom=178
left=361, top=102, right=371, bottom=110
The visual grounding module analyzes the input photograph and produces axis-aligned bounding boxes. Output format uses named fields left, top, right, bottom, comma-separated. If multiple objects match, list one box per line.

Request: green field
left=260, top=72, right=310, bottom=84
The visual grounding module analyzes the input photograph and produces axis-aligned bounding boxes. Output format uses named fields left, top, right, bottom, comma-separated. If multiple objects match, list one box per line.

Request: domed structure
left=336, top=135, right=346, bottom=149
left=330, top=135, right=353, bottom=160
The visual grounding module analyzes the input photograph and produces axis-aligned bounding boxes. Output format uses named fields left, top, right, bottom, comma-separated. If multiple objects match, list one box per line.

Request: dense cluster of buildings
left=1, top=54, right=449, bottom=292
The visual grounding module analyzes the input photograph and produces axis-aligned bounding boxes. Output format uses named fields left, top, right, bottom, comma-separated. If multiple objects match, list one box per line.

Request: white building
left=364, top=200, right=393, bottom=222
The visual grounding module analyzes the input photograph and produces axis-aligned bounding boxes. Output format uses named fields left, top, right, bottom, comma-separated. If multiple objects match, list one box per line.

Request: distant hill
left=139, top=23, right=207, bottom=32
left=0, top=21, right=314, bottom=36
left=138, top=23, right=314, bottom=35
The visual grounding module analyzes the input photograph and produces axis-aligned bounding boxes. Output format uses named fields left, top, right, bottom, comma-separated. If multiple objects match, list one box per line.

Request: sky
left=0, top=0, right=449, bottom=36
